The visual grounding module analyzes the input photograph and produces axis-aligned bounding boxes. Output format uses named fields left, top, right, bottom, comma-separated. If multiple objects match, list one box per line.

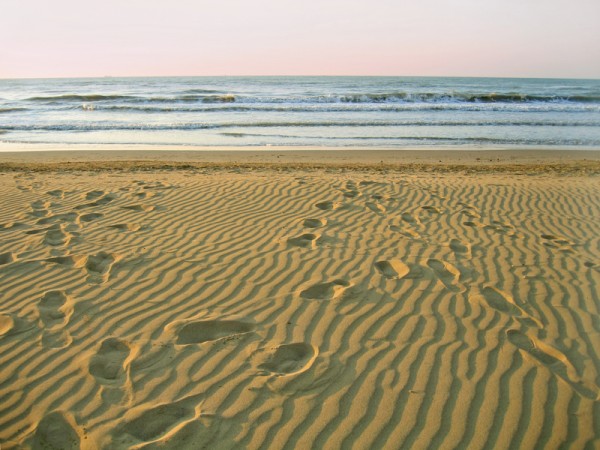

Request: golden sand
left=0, top=151, right=599, bottom=448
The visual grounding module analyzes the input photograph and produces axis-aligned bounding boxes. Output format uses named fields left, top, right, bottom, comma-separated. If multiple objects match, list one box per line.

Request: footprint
left=47, top=254, right=88, bottom=268
left=303, top=218, right=327, bottom=228
left=0, top=251, right=17, bottom=265
left=287, top=233, right=320, bottom=249
left=80, top=212, right=104, bottom=222
left=506, top=330, right=596, bottom=399
left=449, top=238, right=471, bottom=257
left=86, top=190, right=105, bottom=200
left=175, top=320, right=255, bottom=345
left=47, top=189, right=65, bottom=199
left=38, top=291, right=73, bottom=329
left=375, top=259, right=410, bottom=279
left=29, top=411, right=83, bottom=450
left=461, top=209, right=481, bottom=219
left=300, top=279, right=350, bottom=300
left=315, top=201, right=342, bottom=211
left=389, top=225, right=421, bottom=239
left=258, top=343, right=318, bottom=376
left=37, top=212, right=80, bottom=226
left=38, top=291, right=73, bottom=348
left=0, top=222, right=29, bottom=232
left=89, top=337, right=132, bottom=385
left=343, top=190, right=360, bottom=198
left=427, top=259, right=463, bottom=292
left=0, top=313, right=15, bottom=336
left=473, top=286, right=541, bottom=327
left=421, top=205, right=441, bottom=214
left=122, top=204, right=155, bottom=212
left=44, top=224, right=72, bottom=246
left=85, top=252, right=119, bottom=283
left=366, top=202, right=386, bottom=214
left=116, top=399, right=196, bottom=443
left=401, top=212, right=421, bottom=225
left=464, top=220, right=485, bottom=228
left=109, top=223, right=142, bottom=232
left=31, top=200, right=51, bottom=210
left=75, top=193, right=117, bottom=210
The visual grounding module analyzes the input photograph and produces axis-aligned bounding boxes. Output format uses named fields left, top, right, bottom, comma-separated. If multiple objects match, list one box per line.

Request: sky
left=1, top=0, right=599, bottom=79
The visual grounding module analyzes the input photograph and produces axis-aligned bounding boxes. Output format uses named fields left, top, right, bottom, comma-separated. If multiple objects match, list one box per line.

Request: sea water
left=1, top=76, right=599, bottom=149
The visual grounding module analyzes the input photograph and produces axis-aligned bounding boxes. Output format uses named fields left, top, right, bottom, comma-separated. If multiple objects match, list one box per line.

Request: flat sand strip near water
left=0, top=150, right=599, bottom=449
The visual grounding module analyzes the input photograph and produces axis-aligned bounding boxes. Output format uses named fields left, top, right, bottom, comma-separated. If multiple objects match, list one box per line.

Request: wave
left=0, top=107, right=27, bottom=113
left=22, top=92, right=600, bottom=105
left=26, top=94, right=138, bottom=102
left=3, top=120, right=599, bottom=132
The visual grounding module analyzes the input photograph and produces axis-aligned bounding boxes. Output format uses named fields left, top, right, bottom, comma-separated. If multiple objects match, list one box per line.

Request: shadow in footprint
left=86, top=252, right=119, bottom=283
left=89, top=337, right=132, bottom=385
left=258, top=343, right=318, bottom=376
left=287, top=233, right=320, bottom=249
left=303, top=218, right=327, bottom=228
left=506, top=329, right=596, bottom=399
left=176, top=320, right=255, bottom=345
left=375, top=259, right=410, bottom=279
left=29, top=411, right=83, bottom=450
left=315, top=201, right=341, bottom=211
left=427, top=259, right=463, bottom=292
left=38, top=290, right=73, bottom=348
left=300, top=279, right=350, bottom=300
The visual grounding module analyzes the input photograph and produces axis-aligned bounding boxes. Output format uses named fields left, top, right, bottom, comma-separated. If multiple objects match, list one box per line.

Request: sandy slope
left=0, top=160, right=599, bottom=448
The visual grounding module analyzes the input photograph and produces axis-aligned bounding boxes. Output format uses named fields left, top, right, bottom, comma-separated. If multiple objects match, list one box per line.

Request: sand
left=0, top=150, right=599, bottom=449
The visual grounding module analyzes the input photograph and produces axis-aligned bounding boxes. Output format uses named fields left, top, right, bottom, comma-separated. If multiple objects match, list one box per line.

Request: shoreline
left=1, top=149, right=600, bottom=175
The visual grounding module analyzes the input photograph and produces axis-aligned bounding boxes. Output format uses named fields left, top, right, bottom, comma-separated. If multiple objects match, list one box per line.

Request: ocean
left=1, top=76, right=599, bottom=150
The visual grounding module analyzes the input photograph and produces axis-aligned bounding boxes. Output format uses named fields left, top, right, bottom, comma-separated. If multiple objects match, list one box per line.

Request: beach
left=0, top=149, right=599, bottom=449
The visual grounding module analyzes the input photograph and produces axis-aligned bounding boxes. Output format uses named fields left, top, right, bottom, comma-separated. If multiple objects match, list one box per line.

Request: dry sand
left=0, top=150, right=599, bottom=449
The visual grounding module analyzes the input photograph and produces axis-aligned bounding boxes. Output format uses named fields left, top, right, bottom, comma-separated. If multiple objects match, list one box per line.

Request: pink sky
left=1, top=0, right=599, bottom=78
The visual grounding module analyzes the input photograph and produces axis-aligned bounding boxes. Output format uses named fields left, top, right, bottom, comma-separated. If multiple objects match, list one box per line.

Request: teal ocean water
left=1, top=76, right=599, bottom=149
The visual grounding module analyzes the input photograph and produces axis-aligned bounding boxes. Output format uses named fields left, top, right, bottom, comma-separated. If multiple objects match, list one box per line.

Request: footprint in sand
left=175, top=320, right=255, bottom=345
left=0, top=222, right=29, bottom=232
left=0, top=251, right=17, bottom=265
left=287, top=233, right=321, bottom=249
left=0, top=313, right=16, bottom=337
left=389, top=225, right=422, bottom=239
left=80, top=212, right=104, bottom=222
left=114, top=398, right=198, bottom=445
left=44, top=224, right=72, bottom=247
left=485, top=221, right=517, bottom=237
left=401, top=212, right=421, bottom=225
left=121, top=204, right=155, bottom=212
left=30, top=200, right=52, bottom=218
left=449, top=238, right=472, bottom=258
left=506, top=329, right=596, bottom=399
left=89, top=337, right=132, bottom=385
left=472, top=286, right=541, bottom=327
left=427, top=259, right=463, bottom=292
left=303, top=218, right=327, bottom=228
left=75, top=193, right=117, bottom=210
left=343, top=190, right=361, bottom=198
left=37, top=212, right=80, bottom=226
left=421, top=205, right=442, bottom=214
left=375, top=259, right=410, bottom=279
left=315, top=201, right=342, bottom=211
left=85, top=190, right=105, bottom=200
left=38, top=290, right=74, bottom=348
left=85, top=251, right=119, bottom=283
left=366, top=202, right=386, bottom=214
left=47, top=254, right=88, bottom=268
left=257, top=343, right=318, bottom=376
left=29, top=411, right=83, bottom=450
left=300, top=279, right=351, bottom=300
left=108, top=223, right=142, bottom=232
left=541, top=234, right=575, bottom=253
left=46, top=189, right=65, bottom=199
